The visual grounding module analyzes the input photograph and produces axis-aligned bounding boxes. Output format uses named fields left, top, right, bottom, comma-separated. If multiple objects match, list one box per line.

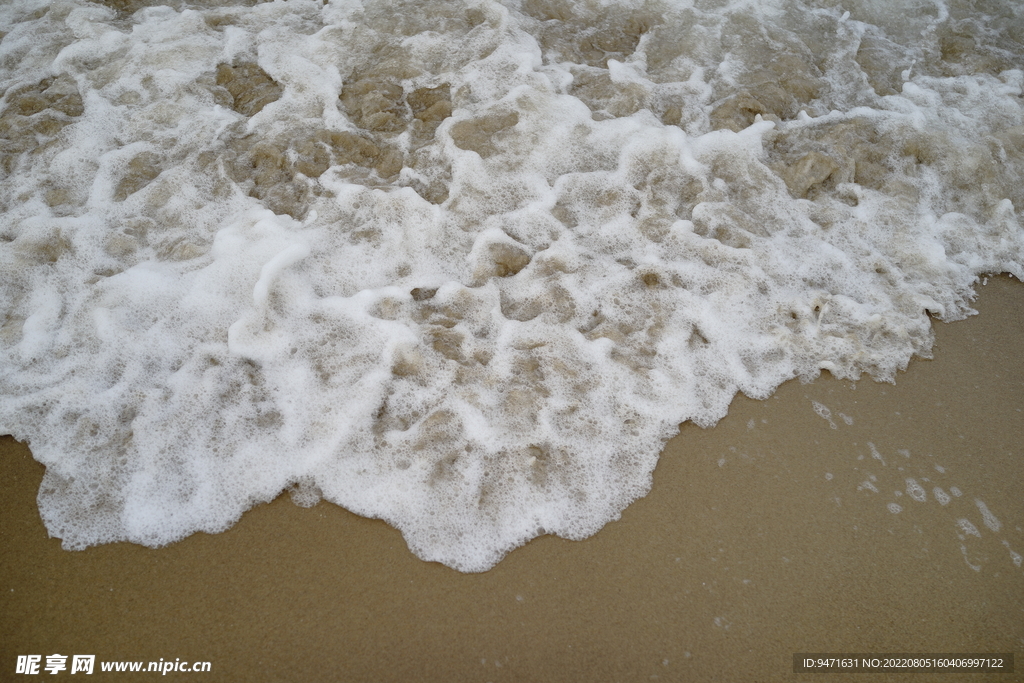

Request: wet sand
left=2, top=274, right=1022, bottom=682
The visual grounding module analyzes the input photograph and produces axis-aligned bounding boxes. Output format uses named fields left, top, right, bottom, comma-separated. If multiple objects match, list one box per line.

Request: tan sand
left=2, top=274, right=1021, bottom=682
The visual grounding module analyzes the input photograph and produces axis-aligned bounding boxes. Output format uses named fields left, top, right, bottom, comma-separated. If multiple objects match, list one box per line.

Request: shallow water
left=0, top=0, right=1021, bottom=571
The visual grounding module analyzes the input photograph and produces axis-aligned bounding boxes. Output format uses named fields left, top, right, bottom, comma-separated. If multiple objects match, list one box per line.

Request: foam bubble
left=957, top=518, right=982, bottom=538
left=975, top=499, right=1002, bottom=533
left=858, top=480, right=879, bottom=493
left=811, top=400, right=837, bottom=429
left=905, top=478, right=926, bottom=502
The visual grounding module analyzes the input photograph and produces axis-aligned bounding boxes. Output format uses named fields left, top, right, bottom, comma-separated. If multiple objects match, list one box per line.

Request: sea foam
left=1, top=0, right=1022, bottom=571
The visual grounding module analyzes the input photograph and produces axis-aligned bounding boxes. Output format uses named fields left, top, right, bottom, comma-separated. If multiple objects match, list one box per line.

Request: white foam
left=1002, top=541, right=1022, bottom=568
left=858, top=480, right=879, bottom=494
left=975, top=499, right=1002, bottom=533
left=905, top=478, right=927, bottom=502
left=957, top=518, right=982, bottom=538
left=1, top=0, right=1022, bottom=571
left=811, top=401, right=837, bottom=429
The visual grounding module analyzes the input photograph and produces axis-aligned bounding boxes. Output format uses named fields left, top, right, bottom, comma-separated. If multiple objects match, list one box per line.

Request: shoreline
left=2, top=274, right=1022, bottom=682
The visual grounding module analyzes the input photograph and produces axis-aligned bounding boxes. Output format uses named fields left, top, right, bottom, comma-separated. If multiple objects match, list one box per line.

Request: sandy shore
left=2, top=274, right=1021, bottom=682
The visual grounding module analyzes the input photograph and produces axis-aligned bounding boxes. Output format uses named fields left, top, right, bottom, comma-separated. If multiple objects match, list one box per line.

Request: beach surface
left=2, top=274, right=1022, bottom=682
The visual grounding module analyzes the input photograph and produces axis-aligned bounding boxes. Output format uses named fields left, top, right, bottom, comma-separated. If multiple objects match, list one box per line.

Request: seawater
left=0, top=0, right=1021, bottom=572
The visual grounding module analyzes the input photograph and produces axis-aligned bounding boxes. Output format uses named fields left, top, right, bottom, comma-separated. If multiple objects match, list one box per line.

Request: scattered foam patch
left=975, top=499, right=1002, bottom=533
